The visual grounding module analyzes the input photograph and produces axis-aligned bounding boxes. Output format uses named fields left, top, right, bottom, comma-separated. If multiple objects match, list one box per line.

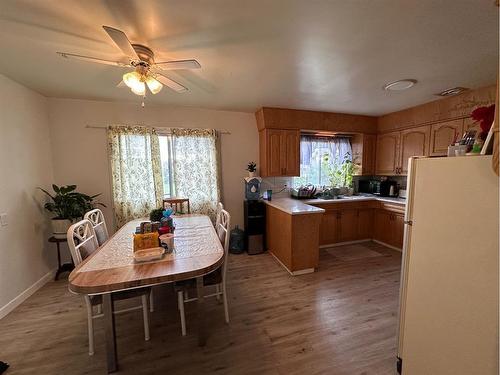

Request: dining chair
left=215, top=202, right=224, bottom=229
left=84, top=209, right=155, bottom=312
left=175, top=209, right=231, bottom=336
left=67, top=219, right=151, bottom=356
left=84, top=208, right=109, bottom=246
left=163, top=198, right=190, bottom=214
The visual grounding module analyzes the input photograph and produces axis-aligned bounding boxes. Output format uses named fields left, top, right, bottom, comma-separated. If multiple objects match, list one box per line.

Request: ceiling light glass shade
left=146, top=76, right=163, bottom=94
left=123, top=71, right=145, bottom=95
left=130, top=82, right=146, bottom=96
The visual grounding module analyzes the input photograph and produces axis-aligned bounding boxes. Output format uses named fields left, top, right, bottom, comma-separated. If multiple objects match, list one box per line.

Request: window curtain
left=171, top=128, right=220, bottom=221
left=300, top=135, right=352, bottom=166
left=297, top=135, right=352, bottom=186
left=107, top=126, right=164, bottom=227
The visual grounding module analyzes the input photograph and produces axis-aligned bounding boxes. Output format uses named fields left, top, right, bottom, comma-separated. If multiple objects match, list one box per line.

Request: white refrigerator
left=397, top=155, right=499, bottom=375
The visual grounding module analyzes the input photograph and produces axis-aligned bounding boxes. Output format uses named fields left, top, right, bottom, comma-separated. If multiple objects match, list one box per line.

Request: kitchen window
left=158, top=135, right=174, bottom=198
left=294, top=135, right=353, bottom=187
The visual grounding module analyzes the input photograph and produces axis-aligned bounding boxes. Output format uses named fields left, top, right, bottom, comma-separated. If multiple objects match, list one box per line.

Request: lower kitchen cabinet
left=319, top=210, right=339, bottom=245
left=338, top=209, right=359, bottom=242
left=314, top=202, right=404, bottom=249
left=373, top=209, right=404, bottom=248
left=357, top=209, right=374, bottom=239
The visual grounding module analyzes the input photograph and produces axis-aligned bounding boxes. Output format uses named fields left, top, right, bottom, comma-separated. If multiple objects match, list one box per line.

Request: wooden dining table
left=68, top=214, right=224, bottom=373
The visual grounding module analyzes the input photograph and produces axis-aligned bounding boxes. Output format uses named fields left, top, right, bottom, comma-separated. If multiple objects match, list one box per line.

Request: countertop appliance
left=379, top=179, right=398, bottom=197
left=358, top=179, right=381, bottom=194
left=397, top=156, right=498, bottom=375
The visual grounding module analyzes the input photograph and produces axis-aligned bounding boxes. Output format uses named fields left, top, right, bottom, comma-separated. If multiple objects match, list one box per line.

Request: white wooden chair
left=84, top=209, right=109, bottom=246
left=176, top=209, right=231, bottom=336
left=84, top=209, right=155, bottom=312
left=67, top=219, right=151, bottom=356
left=215, top=202, right=224, bottom=229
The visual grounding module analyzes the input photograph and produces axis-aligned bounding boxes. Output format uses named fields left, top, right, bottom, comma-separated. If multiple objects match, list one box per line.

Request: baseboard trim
left=320, top=239, right=371, bottom=248
left=0, top=269, right=56, bottom=320
left=372, top=240, right=402, bottom=251
left=269, top=251, right=315, bottom=276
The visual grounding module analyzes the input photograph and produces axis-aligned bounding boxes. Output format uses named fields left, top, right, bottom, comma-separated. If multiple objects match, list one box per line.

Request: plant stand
left=49, top=236, right=74, bottom=281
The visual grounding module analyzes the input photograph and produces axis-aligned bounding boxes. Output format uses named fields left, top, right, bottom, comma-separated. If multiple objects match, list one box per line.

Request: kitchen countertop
left=264, top=194, right=405, bottom=215
left=264, top=198, right=326, bottom=215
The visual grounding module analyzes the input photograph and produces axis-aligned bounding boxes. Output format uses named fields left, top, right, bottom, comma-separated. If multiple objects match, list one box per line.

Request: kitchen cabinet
left=338, top=209, right=358, bottom=242
left=399, top=126, right=430, bottom=174
left=375, top=126, right=430, bottom=176
left=312, top=201, right=404, bottom=249
left=259, top=129, right=300, bottom=177
left=319, top=210, right=339, bottom=246
left=375, top=131, right=400, bottom=175
left=352, top=134, right=376, bottom=175
left=429, top=119, right=463, bottom=156
left=357, top=209, right=374, bottom=239
left=373, top=208, right=404, bottom=249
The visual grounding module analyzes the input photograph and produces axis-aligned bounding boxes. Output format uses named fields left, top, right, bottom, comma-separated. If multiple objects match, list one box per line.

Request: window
left=294, top=135, right=353, bottom=187
left=158, top=135, right=174, bottom=198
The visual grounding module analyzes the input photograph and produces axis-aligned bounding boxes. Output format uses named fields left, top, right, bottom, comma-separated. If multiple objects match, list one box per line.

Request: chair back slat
left=163, top=198, right=190, bottom=214
left=84, top=209, right=109, bottom=246
left=215, top=202, right=224, bottom=229
left=216, top=209, right=231, bottom=281
left=67, top=219, right=100, bottom=266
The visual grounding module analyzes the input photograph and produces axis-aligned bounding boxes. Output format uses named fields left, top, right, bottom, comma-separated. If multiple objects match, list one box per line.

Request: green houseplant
left=39, top=184, right=104, bottom=239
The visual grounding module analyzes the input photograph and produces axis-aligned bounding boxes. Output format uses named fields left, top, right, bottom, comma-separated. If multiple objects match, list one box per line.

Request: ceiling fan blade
left=102, top=26, right=139, bottom=60
left=156, top=74, right=188, bottom=93
left=154, top=59, right=201, bottom=70
left=57, top=52, right=130, bottom=67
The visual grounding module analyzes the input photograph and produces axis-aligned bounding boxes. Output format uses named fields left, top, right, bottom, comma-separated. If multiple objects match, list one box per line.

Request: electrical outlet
left=0, top=213, right=8, bottom=227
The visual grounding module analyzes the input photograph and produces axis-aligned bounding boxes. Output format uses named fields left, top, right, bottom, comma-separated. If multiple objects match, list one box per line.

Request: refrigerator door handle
left=404, top=220, right=413, bottom=225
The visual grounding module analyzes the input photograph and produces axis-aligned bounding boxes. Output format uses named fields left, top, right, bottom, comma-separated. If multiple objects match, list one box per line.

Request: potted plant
left=246, top=161, right=257, bottom=177
left=39, top=184, right=105, bottom=239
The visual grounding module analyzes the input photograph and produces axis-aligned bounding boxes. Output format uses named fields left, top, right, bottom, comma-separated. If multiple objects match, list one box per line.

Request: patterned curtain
left=171, top=128, right=220, bottom=221
left=107, top=126, right=164, bottom=227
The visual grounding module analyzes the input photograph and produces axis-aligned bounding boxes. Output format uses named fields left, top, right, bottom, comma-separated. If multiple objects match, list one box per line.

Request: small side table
left=49, top=236, right=74, bottom=281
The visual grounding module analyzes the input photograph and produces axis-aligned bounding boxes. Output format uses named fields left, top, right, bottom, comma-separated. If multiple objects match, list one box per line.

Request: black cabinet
left=244, top=200, right=266, bottom=254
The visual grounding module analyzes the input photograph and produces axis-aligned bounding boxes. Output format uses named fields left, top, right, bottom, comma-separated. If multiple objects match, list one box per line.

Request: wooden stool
left=49, top=236, right=74, bottom=281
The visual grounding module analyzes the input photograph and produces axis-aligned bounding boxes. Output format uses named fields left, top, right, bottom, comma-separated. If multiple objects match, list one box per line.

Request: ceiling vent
left=435, top=87, right=469, bottom=97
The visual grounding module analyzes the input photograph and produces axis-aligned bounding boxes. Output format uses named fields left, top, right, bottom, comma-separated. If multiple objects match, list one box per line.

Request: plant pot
left=346, top=187, right=354, bottom=196
left=248, top=171, right=255, bottom=178
left=51, top=218, right=72, bottom=239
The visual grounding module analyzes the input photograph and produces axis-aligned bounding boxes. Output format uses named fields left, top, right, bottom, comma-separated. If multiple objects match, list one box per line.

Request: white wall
left=0, top=74, right=56, bottom=316
left=47, top=98, right=259, bottom=231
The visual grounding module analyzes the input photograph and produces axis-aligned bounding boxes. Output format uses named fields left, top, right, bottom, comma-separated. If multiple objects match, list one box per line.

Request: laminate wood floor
left=0, top=241, right=401, bottom=375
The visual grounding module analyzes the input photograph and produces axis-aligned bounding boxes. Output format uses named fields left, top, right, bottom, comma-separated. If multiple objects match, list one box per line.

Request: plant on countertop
left=149, top=208, right=164, bottom=222
left=39, top=184, right=105, bottom=221
left=246, top=162, right=257, bottom=172
left=323, top=152, right=354, bottom=188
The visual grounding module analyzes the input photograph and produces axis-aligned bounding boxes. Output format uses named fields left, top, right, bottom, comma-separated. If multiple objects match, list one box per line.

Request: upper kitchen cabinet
left=352, top=134, right=376, bottom=175
left=375, top=131, right=400, bottom=175
left=399, top=126, right=430, bottom=174
left=259, top=129, right=300, bottom=177
left=255, top=107, right=377, bottom=133
left=429, top=119, right=463, bottom=156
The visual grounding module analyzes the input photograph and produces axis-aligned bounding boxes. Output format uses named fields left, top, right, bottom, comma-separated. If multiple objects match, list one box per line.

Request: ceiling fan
left=57, top=26, right=201, bottom=96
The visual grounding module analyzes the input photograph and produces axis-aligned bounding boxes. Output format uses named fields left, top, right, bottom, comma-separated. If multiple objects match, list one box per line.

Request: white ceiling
left=0, top=0, right=497, bottom=115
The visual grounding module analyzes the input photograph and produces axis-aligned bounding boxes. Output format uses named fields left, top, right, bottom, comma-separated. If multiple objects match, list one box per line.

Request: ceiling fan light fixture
left=123, top=71, right=145, bottom=95
left=146, top=76, right=163, bottom=94
left=130, top=82, right=146, bottom=96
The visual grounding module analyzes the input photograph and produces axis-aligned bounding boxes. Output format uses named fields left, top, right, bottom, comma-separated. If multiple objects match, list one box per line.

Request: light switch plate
left=0, top=213, right=8, bottom=226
